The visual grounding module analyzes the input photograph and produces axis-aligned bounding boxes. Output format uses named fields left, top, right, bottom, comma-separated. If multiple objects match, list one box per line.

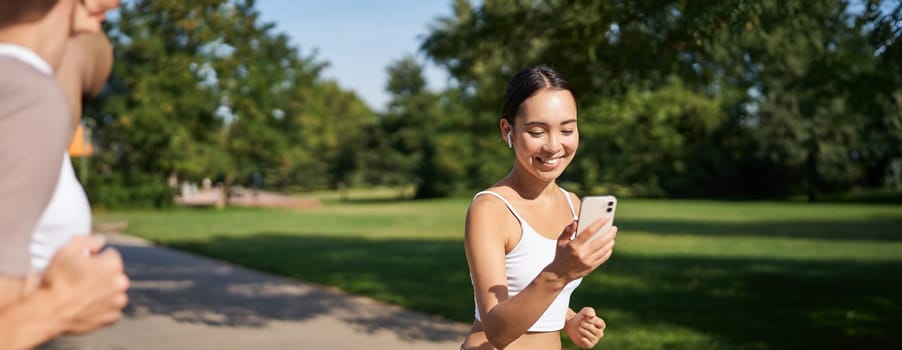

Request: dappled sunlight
left=113, top=241, right=468, bottom=342
left=97, top=198, right=902, bottom=349
left=148, top=232, right=901, bottom=350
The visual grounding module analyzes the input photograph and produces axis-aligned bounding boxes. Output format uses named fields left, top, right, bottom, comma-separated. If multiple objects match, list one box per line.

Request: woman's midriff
left=460, top=321, right=562, bottom=350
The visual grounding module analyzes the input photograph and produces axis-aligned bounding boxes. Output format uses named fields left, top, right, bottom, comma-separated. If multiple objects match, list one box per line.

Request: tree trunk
left=806, top=140, right=819, bottom=203
left=217, top=174, right=233, bottom=209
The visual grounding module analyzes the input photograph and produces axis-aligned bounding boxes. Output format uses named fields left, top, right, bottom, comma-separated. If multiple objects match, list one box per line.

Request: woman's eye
left=528, top=131, right=545, bottom=137
left=561, top=130, right=575, bottom=136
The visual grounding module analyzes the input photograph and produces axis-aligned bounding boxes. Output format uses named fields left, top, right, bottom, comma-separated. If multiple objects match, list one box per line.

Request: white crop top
left=30, top=153, right=92, bottom=272
left=471, top=189, right=582, bottom=332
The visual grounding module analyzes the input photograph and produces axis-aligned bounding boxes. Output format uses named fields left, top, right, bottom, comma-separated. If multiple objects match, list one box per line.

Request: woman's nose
left=543, top=134, right=560, bottom=152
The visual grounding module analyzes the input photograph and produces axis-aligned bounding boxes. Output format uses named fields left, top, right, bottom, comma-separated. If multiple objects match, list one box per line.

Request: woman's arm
left=466, top=195, right=563, bottom=349
left=466, top=196, right=614, bottom=349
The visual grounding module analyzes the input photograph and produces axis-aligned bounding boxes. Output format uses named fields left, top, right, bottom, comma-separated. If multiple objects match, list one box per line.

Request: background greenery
left=72, top=0, right=902, bottom=349
left=97, top=194, right=902, bottom=349
left=83, top=0, right=902, bottom=206
left=78, top=1, right=901, bottom=347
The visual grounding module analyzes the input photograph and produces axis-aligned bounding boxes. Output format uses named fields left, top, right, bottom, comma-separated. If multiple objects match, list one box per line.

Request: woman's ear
left=499, top=119, right=513, bottom=149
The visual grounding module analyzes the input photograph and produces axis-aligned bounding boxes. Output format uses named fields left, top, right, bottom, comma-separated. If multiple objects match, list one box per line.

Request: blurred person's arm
left=71, top=0, right=121, bottom=35
left=0, top=236, right=129, bottom=350
left=56, top=32, right=113, bottom=136
left=0, top=284, right=73, bottom=349
left=61, top=0, right=119, bottom=135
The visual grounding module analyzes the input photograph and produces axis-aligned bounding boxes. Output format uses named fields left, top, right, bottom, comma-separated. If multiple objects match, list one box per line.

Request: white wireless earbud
left=506, top=130, right=512, bottom=148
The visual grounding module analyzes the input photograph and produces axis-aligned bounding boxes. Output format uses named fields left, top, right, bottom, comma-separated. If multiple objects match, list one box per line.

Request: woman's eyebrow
left=523, top=119, right=578, bottom=127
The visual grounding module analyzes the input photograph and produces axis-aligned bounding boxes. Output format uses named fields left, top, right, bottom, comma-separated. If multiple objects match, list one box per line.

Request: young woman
left=461, top=65, right=617, bottom=350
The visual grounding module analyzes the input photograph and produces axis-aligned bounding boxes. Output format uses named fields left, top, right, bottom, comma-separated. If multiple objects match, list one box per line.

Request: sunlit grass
left=96, top=195, right=902, bottom=350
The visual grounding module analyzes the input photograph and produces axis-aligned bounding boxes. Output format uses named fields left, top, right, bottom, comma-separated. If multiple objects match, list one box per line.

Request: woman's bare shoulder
left=466, top=187, right=520, bottom=240
left=469, top=187, right=511, bottom=215
left=565, top=190, right=581, bottom=213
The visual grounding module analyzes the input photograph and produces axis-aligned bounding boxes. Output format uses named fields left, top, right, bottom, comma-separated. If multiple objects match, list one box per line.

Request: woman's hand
left=546, top=217, right=617, bottom=282
left=565, top=307, right=606, bottom=348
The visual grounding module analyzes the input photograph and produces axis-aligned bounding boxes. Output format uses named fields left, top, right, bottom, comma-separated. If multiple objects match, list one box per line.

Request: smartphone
left=575, top=196, right=617, bottom=242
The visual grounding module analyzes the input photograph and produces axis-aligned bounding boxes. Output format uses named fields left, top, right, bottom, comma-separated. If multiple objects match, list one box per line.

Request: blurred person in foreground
left=0, top=1, right=126, bottom=349
left=30, top=26, right=115, bottom=276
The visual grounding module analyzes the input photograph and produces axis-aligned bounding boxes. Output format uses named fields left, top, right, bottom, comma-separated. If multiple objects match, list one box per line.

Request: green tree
left=422, top=0, right=902, bottom=199
left=86, top=0, right=375, bottom=207
left=380, top=56, right=474, bottom=198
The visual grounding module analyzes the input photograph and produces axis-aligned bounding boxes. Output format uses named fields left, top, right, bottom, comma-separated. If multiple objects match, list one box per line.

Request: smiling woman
left=460, top=65, right=617, bottom=350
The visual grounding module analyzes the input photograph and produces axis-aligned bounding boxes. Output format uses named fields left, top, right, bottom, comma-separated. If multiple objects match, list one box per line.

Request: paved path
left=43, top=233, right=469, bottom=349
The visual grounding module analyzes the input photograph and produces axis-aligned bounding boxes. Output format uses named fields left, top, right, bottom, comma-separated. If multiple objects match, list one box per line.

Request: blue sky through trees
left=255, top=0, right=455, bottom=112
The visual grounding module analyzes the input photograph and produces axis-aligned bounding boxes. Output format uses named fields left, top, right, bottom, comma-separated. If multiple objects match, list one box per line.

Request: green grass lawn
left=96, top=195, right=902, bottom=350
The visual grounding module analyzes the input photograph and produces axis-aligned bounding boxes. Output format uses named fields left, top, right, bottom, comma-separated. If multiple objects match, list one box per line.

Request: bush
left=86, top=173, right=174, bottom=209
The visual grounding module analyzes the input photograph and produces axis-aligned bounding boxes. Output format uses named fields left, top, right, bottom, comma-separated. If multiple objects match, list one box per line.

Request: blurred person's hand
left=40, top=235, right=129, bottom=335
left=72, top=0, right=121, bottom=34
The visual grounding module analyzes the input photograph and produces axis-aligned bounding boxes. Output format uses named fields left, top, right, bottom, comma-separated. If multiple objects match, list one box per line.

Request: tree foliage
left=85, top=0, right=902, bottom=206
left=421, top=0, right=902, bottom=199
left=86, top=0, right=374, bottom=206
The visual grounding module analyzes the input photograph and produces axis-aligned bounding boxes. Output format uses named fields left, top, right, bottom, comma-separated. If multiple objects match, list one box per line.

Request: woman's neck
left=502, top=165, right=559, bottom=200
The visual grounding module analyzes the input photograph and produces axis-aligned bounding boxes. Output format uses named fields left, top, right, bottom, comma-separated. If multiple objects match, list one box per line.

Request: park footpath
left=42, top=228, right=469, bottom=350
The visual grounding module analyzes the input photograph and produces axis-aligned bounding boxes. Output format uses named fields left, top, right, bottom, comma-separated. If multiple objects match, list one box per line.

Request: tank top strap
left=559, top=188, right=578, bottom=221
left=473, top=191, right=525, bottom=224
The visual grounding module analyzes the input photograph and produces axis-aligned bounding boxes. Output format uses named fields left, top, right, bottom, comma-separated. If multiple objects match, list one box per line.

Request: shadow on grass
left=111, top=241, right=467, bottom=343
left=617, top=216, right=902, bottom=242
left=159, top=232, right=901, bottom=350
left=337, top=197, right=416, bottom=204
left=580, top=254, right=902, bottom=349
left=815, top=191, right=902, bottom=205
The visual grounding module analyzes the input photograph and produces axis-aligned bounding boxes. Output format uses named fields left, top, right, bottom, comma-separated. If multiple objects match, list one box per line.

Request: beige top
left=0, top=52, right=70, bottom=276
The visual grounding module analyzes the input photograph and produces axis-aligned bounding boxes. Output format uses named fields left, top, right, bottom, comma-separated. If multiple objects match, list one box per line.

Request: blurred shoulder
left=0, top=57, right=68, bottom=123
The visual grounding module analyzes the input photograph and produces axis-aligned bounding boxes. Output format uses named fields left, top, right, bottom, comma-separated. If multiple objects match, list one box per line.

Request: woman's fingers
left=572, top=215, right=610, bottom=243
left=557, top=221, right=579, bottom=242
left=579, top=325, right=597, bottom=338
left=584, top=225, right=617, bottom=250
left=585, top=232, right=616, bottom=264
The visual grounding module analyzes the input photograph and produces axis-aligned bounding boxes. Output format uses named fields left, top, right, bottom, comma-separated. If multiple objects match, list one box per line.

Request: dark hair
left=0, top=0, right=59, bottom=29
left=500, top=65, right=574, bottom=122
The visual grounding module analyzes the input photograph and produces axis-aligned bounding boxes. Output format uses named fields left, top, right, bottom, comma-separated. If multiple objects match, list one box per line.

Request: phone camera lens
left=607, top=201, right=614, bottom=206
left=606, top=208, right=613, bottom=213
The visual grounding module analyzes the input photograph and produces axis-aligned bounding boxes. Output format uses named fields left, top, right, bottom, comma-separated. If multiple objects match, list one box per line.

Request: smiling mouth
left=536, top=156, right=564, bottom=165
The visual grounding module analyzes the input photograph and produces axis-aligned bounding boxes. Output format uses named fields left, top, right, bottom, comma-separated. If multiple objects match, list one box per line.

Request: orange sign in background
left=68, top=124, right=94, bottom=157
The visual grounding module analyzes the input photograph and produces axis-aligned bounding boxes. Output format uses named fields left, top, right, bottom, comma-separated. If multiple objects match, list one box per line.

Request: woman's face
left=503, top=88, right=579, bottom=182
